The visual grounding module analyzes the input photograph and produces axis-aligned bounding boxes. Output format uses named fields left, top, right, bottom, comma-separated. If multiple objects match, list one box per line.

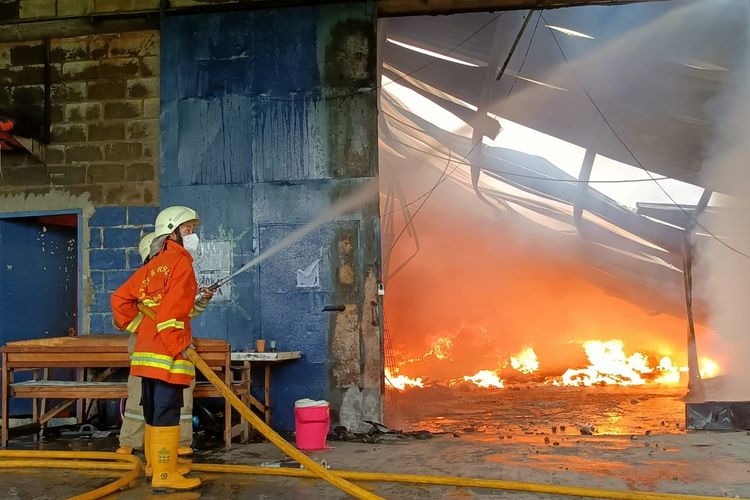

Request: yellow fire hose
left=186, top=464, right=739, bottom=500
left=185, top=345, right=381, bottom=499
left=0, top=302, right=744, bottom=500
left=0, top=451, right=740, bottom=500
left=135, top=303, right=380, bottom=499
left=0, top=450, right=142, bottom=500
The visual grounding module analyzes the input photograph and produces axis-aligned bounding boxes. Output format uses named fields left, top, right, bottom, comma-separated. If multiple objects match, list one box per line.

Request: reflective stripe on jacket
left=120, top=298, right=206, bottom=334
left=111, top=239, right=198, bottom=386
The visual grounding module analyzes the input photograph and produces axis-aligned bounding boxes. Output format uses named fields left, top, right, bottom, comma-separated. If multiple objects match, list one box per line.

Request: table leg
left=76, top=368, right=84, bottom=424
left=241, top=361, right=250, bottom=443
left=264, top=364, right=271, bottom=424
left=32, top=369, right=39, bottom=431
left=39, top=368, right=48, bottom=441
left=224, top=356, right=231, bottom=450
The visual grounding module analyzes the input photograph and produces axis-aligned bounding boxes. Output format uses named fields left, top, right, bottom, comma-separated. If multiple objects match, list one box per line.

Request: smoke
left=693, top=3, right=750, bottom=401
left=487, top=0, right=748, bottom=176
left=380, top=0, right=749, bottom=392
left=380, top=147, right=689, bottom=381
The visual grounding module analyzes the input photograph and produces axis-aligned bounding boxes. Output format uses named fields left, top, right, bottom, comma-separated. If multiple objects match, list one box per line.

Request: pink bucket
left=294, top=400, right=330, bottom=450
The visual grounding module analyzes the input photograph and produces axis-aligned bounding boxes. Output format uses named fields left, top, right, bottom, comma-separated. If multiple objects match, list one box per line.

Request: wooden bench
left=1, top=335, right=247, bottom=449
left=9, top=380, right=241, bottom=399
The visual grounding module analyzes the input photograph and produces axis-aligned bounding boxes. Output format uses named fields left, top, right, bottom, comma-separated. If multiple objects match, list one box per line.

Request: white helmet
left=153, top=206, right=200, bottom=239
left=138, top=233, right=157, bottom=264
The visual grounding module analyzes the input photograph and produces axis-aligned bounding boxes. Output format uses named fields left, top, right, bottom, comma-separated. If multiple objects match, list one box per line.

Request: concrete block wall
left=88, top=205, right=158, bottom=332
left=161, top=5, right=381, bottom=431
left=0, top=30, right=160, bottom=206
left=0, top=0, right=222, bottom=20
left=1, top=29, right=161, bottom=336
left=0, top=0, right=158, bottom=20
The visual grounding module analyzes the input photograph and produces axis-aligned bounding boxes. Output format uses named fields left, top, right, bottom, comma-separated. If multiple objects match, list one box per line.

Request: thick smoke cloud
left=694, top=1, right=750, bottom=401
left=380, top=0, right=745, bottom=391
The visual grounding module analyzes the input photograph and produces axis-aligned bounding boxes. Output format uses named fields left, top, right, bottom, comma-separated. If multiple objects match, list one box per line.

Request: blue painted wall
left=161, top=4, right=379, bottom=430
left=89, top=206, right=159, bottom=332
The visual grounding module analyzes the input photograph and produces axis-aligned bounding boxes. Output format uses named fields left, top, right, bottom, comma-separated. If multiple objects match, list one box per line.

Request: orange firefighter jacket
left=111, top=239, right=198, bottom=386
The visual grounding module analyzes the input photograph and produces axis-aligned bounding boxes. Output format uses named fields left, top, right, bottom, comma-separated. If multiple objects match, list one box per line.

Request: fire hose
left=0, top=303, right=745, bottom=500
left=0, top=450, right=142, bottom=500
left=137, top=304, right=380, bottom=500
left=0, top=449, right=743, bottom=500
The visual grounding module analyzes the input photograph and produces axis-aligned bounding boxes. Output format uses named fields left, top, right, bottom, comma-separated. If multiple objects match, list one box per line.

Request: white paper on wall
left=296, top=258, right=320, bottom=288
left=193, top=239, right=233, bottom=302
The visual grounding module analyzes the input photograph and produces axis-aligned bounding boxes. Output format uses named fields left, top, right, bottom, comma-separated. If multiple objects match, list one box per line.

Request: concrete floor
left=2, top=428, right=750, bottom=499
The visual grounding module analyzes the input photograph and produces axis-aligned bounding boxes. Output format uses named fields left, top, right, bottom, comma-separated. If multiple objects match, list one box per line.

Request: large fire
left=386, top=337, right=720, bottom=391
left=556, top=340, right=677, bottom=387
left=380, top=163, right=720, bottom=394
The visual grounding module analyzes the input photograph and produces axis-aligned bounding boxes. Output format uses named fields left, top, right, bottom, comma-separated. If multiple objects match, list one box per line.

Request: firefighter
left=115, top=232, right=213, bottom=472
left=111, top=206, right=205, bottom=491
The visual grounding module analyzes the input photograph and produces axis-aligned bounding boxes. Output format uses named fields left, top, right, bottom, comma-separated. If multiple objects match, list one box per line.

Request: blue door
left=0, top=213, right=79, bottom=415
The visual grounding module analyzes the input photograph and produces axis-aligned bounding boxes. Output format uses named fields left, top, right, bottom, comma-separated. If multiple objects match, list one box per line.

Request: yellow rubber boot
left=115, top=445, right=133, bottom=455
left=150, top=426, right=201, bottom=491
left=144, top=424, right=153, bottom=476
left=145, top=424, right=190, bottom=477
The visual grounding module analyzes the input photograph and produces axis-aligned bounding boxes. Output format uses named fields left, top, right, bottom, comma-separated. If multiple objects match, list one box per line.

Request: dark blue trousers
left=141, top=377, right=183, bottom=427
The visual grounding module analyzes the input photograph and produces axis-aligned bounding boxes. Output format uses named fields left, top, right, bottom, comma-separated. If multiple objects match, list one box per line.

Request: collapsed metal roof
left=379, top=0, right=748, bottom=316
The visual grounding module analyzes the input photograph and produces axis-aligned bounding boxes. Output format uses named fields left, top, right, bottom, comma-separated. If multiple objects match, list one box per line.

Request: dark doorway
left=0, top=211, right=81, bottom=416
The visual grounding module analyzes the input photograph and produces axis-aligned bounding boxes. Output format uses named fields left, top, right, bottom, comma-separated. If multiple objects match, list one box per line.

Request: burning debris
left=381, top=175, right=726, bottom=396
left=553, top=341, right=720, bottom=388
left=385, top=367, right=424, bottom=390
left=458, top=370, right=504, bottom=389
left=555, top=340, right=677, bottom=387
left=386, top=336, right=720, bottom=392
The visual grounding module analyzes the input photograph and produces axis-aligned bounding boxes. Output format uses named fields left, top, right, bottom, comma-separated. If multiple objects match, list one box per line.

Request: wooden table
left=231, top=351, right=301, bottom=438
left=0, top=335, right=240, bottom=449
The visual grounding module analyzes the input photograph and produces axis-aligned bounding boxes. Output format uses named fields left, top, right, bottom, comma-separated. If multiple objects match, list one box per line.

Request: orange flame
left=510, top=347, right=540, bottom=374
left=653, top=356, right=681, bottom=385
left=557, top=340, right=659, bottom=386
left=385, top=367, right=424, bottom=390
left=387, top=336, right=720, bottom=390
left=462, top=370, right=504, bottom=388
left=699, top=357, right=720, bottom=379
left=432, top=336, right=452, bottom=360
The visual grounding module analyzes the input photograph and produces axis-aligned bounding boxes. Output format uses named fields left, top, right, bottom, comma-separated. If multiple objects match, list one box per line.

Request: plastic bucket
left=294, top=399, right=330, bottom=450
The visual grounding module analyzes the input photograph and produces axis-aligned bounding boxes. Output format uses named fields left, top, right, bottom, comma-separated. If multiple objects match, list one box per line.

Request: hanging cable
left=505, top=11, right=542, bottom=98
left=381, top=13, right=504, bottom=93
left=540, top=12, right=750, bottom=260
left=496, top=10, right=534, bottom=82
left=385, top=10, right=542, bottom=235
left=384, top=150, right=456, bottom=279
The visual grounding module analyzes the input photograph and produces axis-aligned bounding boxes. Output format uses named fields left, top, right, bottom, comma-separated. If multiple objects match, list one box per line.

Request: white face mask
left=182, top=233, right=200, bottom=253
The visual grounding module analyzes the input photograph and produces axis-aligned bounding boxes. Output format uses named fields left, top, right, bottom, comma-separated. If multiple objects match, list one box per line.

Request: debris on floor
left=330, top=420, right=435, bottom=443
